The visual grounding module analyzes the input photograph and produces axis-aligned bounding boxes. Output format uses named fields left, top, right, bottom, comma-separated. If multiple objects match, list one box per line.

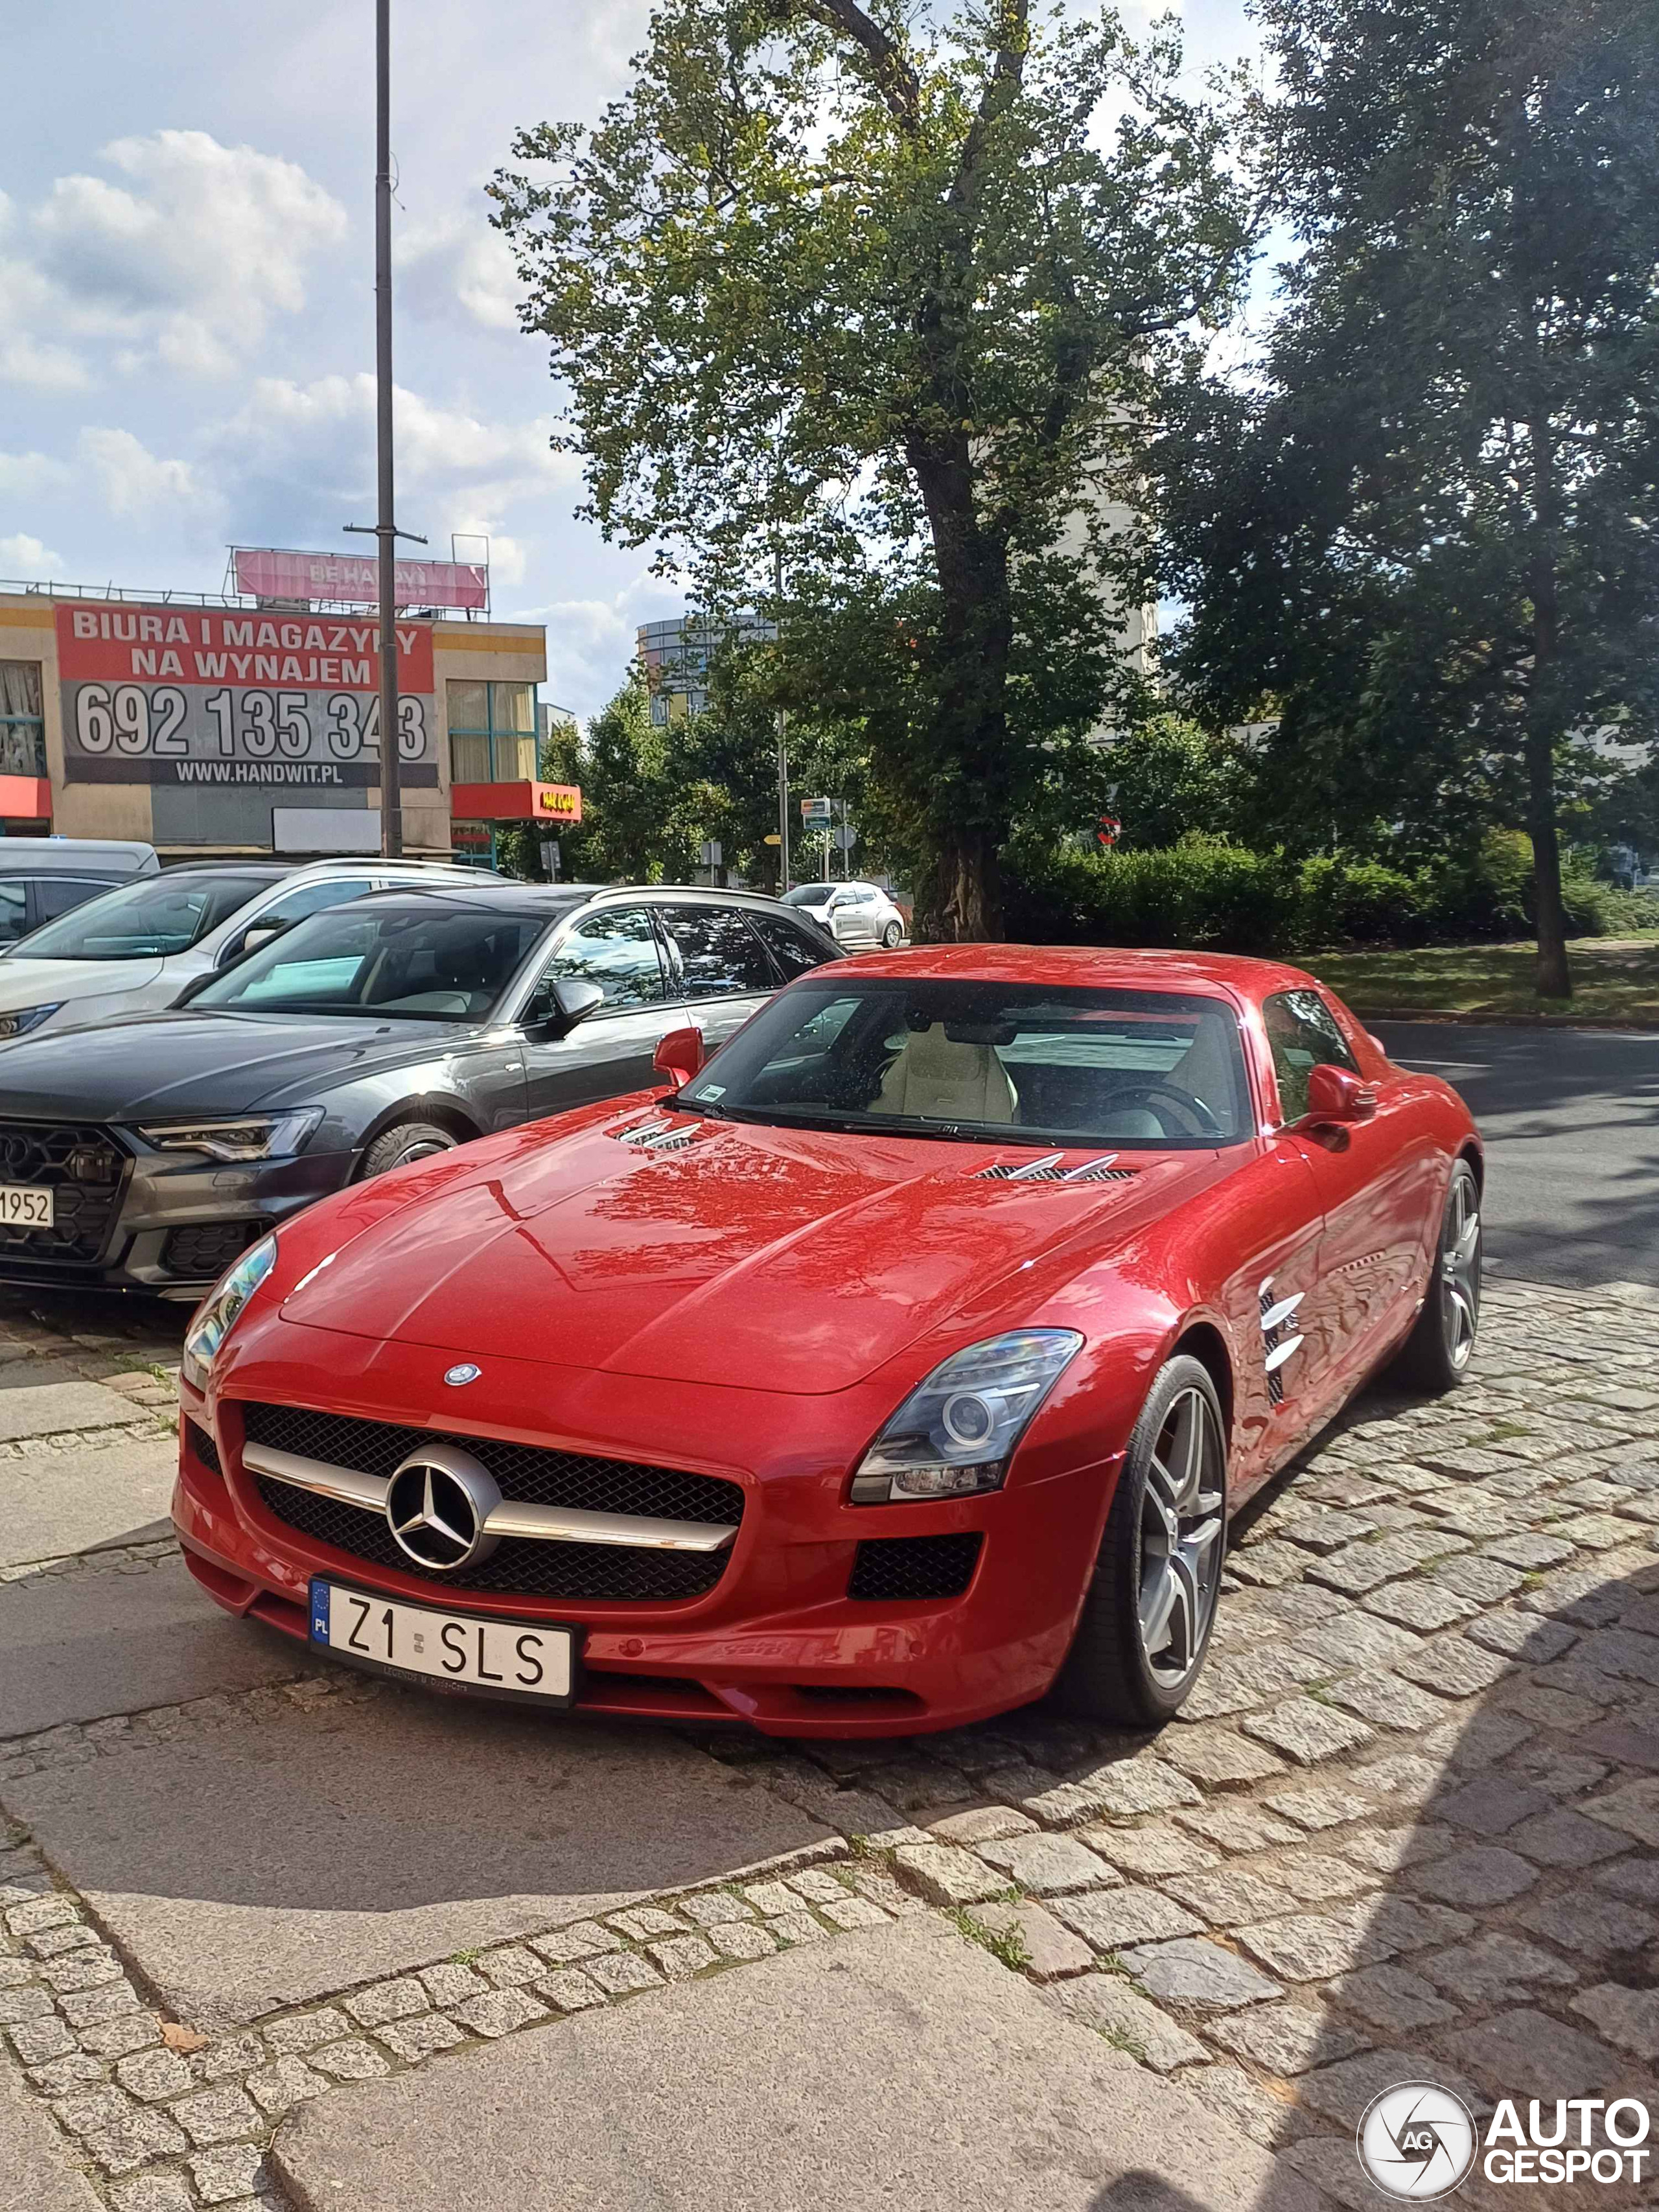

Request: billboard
left=55, top=601, right=437, bottom=790
left=231, top=548, right=488, bottom=611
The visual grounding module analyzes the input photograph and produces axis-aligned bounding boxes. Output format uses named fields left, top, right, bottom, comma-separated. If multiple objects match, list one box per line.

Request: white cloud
left=0, top=449, right=73, bottom=501
left=77, top=427, right=200, bottom=519
left=6, top=132, right=346, bottom=384
left=397, top=212, right=522, bottom=334
left=0, top=533, right=64, bottom=578
left=218, top=373, right=575, bottom=526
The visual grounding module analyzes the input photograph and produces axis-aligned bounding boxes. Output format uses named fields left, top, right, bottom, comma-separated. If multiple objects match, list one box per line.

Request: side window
left=255, top=877, right=377, bottom=931
left=529, top=906, right=666, bottom=1014
left=747, top=911, right=839, bottom=980
left=34, top=876, right=119, bottom=926
left=0, top=879, right=29, bottom=944
left=657, top=905, right=778, bottom=999
left=1264, top=988, right=1360, bottom=1123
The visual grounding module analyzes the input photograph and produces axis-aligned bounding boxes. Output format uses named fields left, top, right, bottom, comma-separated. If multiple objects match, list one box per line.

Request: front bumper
left=172, top=1337, right=1124, bottom=1739
left=0, top=1128, right=353, bottom=1298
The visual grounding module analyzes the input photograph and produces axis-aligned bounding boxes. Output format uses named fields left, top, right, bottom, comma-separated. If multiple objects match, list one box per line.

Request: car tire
left=881, top=920, right=903, bottom=948
left=1389, top=1158, right=1481, bottom=1394
left=1049, top=1354, right=1228, bottom=1727
left=356, top=1119, right=459, bottom=1180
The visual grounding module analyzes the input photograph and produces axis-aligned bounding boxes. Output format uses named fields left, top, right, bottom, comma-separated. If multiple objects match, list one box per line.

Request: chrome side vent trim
left=977, top=1154, right=1135, bottom=1183
left=612, top=1118, right=711, bottom=1152
left=1259, top=1279, right=1306, bottom=1407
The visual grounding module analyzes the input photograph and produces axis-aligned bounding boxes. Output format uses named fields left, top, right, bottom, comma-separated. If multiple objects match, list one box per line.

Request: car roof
left=336, top=881, right=811, bottom=918
left=818, top=943, right=1321, bottom=1002
left=0, top=838, right=157, bottom=872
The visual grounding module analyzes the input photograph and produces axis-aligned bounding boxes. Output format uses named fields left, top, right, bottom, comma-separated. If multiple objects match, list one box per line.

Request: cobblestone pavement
left=2, top=1279, right=1658, bottom=2208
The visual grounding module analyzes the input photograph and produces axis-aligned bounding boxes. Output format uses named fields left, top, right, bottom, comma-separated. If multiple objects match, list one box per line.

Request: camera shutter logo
left=1357, top=2082, right=1478, bottom=2201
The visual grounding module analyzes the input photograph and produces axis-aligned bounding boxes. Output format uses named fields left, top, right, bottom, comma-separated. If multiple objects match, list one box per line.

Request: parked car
left=0, top=882, right=837, bottom=1296
left=171, top=946, right=1480, bottom=1737
left=0, top=857, right=486, bottom=1040
left=0, top=837, right=158, bottom=951
left=782, top=879, right=906, bottom=949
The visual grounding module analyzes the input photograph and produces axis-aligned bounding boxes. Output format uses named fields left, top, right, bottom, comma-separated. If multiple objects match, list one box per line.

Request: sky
left=0, top=0, right=1259, bottom=721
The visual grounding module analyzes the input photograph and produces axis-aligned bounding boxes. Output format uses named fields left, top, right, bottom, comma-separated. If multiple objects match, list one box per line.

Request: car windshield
left=679, top=979, right=1253, bottom=1148
left=192, top=905, right=550, bottom=1021
left=12, top=873, right=272, bottom=961
left=781, top=885, right=835, bottom=905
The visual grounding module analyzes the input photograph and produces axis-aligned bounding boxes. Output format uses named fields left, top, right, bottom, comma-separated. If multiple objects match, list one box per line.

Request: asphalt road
left=1375, top=1018, right=1659, bottom=1291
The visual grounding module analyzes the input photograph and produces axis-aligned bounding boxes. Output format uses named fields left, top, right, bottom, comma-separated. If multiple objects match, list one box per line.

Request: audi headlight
left=850, top=1329, right=1084, bottom=1504
left=0, top=1003, right=64, bottom=1040
left=181, top=1235, right=277, bottom=1390
left=137, top=1111, right=323, bottom=1163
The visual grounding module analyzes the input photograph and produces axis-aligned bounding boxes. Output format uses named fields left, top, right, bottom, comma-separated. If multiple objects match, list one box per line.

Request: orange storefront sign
left=448, top=780, right=582, bottom=822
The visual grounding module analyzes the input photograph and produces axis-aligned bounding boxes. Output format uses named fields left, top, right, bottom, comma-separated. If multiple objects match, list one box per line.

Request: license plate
left=0, top=1186, right=52, bottom=1229
left=308, top=1579, right=576, bottom=1705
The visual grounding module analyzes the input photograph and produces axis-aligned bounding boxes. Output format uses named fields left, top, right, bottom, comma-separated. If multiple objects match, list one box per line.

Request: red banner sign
left=231, top=548, right=488, bottom=610
left=55, top=603, right=434, bottom=692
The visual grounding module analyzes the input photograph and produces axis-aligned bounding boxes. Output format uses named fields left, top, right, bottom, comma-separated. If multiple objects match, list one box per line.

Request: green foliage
left=1003, top=830, right=1642, bottom=954
left=493, top=0, right=1255, bottom=937
left=1158, top=0, right=1659, bottom=994
left=1095, top=717, right=1253, bottom=850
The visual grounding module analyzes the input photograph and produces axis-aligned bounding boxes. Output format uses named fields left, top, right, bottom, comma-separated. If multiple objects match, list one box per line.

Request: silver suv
left=0, top=859, right=488, bottom=1041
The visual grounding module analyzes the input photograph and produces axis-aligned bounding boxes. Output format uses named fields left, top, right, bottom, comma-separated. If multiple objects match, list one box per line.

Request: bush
left=1003, top=826, right=1659, bottom=953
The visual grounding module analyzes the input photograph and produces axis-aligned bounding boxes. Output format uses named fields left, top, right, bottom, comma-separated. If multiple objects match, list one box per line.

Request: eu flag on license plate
left=309, top=1580, right=330, bottom=1643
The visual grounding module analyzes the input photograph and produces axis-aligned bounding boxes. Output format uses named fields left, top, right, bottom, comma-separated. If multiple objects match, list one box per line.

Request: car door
left=517, top=903, right=679, bottom=1117
left=652, top=900, right=786, bottom=1053
left=1264, top=986, right=1436, bottom=1396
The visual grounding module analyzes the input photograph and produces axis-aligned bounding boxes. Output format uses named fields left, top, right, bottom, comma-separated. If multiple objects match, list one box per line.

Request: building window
left=447, top=681, right=536, bottom=784
left=0, top=664, right=46, bottom=779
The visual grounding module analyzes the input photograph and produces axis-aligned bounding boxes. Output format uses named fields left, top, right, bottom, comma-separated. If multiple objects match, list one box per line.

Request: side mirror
left=217, top=920, right=285, bottom=968
left=1304, top=1064, right=1377, bottom=1124
left=653, top=1024, right=704, bottom=1086
left=528, top=975, right=605, bottom=1039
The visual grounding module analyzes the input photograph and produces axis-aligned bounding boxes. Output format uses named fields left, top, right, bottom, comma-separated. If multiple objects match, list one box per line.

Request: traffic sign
left=800, top=797, right=833, bottom=823
left=1097, top=815, right=1121, bottom=849
left=763, top=833, right=782, bottom=846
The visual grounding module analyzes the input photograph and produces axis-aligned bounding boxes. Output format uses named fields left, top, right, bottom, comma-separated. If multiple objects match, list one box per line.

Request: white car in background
left=0, top=857, right=487, bottom=1041
left=781, top=879, right=907, bottom=949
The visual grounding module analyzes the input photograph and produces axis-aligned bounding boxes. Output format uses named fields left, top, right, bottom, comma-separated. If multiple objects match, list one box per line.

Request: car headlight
left=850, top=1329, right=1084, bottom=1503
left=181, top=1235, right=277, bottom=1391
left=135, top=1111, right=323, bottom=1163
left=0, top=1003, right=64, bottom=1039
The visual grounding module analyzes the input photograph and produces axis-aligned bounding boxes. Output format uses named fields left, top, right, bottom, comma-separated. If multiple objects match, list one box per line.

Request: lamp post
left=344, top=0, right=425, bottom=859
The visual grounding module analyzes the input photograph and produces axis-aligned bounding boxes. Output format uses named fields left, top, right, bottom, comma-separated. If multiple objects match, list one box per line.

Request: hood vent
left=976, top=1153, right=1135, bottom=1184
left=611, top=1116, right=710, bottom=1154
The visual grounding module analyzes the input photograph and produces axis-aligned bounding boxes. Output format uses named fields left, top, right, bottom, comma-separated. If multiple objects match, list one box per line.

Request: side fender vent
left=977, top=1154, right=1135, bottom=1184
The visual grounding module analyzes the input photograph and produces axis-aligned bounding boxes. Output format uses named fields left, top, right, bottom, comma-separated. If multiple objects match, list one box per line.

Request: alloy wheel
left=1441, top=1173, right=1481, bottom=1370
left=1137, top=1386, right=1225, bottom=1688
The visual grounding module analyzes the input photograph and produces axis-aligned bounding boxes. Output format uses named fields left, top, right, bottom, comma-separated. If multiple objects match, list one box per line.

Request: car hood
left=0, top=1011, right=476, bottom=1118
left=0, top=955, right=165, bottom=1005
left=279, top=1113, right=1225, bottom=1393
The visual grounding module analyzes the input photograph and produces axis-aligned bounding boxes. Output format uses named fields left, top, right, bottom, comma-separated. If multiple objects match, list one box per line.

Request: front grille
left=238, top=1402, right=743, bottom=1604
left=185, top=1419, right=222, bottom=1478
left=240, top=1403, right=743, bottom=1524
left=0, top=1122, right=126, bottom=1264
left=253, top=1478, right=726, bottom=1600
left=163, top=1221, right=262, bottom=1281
left=848, top=1532, right=983, bottom=1601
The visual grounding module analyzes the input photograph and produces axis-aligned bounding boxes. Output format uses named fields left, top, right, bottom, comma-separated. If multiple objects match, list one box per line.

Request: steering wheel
left=1107, top=1080, right=1225, bottom=1139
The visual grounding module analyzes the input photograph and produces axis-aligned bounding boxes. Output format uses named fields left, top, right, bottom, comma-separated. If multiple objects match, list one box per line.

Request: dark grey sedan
left=0, top=882, right=837, bottom=1297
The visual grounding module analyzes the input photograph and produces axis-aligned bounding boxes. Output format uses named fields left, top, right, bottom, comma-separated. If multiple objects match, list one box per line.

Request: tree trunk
left=1526, top=415, right=1571, bottom=999
left=916, top=825, right=1003, bottom=942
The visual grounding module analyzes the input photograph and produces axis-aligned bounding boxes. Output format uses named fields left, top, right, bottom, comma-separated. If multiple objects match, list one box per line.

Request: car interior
left=691, top=985, right=1252, bottom=1145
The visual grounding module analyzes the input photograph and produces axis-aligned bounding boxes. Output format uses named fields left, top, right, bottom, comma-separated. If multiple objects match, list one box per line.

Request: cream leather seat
left=874, top=1023, right=1017, bottom=1123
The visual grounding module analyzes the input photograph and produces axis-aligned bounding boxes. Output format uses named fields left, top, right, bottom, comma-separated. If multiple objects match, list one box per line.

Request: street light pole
left=345, top=0, right=424, bottom=858
left=373, top=0, right=399, bottom=858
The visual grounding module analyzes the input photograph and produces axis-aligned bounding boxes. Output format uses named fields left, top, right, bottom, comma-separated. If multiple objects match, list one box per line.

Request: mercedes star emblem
left=444, top=1362, right=481, bottom=1386
left=384, top=1443, right=502, bottom=1572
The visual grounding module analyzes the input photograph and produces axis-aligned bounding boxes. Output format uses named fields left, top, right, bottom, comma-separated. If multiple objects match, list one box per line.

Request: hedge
left=1002, top=832, right=1659, bottom=955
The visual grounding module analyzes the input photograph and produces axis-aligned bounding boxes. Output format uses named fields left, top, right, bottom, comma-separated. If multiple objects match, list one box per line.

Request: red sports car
left=172, top=947, right=1481, bottom=1737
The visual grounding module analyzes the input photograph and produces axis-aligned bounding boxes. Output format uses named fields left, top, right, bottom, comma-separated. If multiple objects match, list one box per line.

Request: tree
left=492, top=0, right=1254, bottom=939
left=530, top=669, right=715, bottom=883
left=1161, top=0, right=1659, bottom=995
left=1095, top=714, right=1252, bottom=850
